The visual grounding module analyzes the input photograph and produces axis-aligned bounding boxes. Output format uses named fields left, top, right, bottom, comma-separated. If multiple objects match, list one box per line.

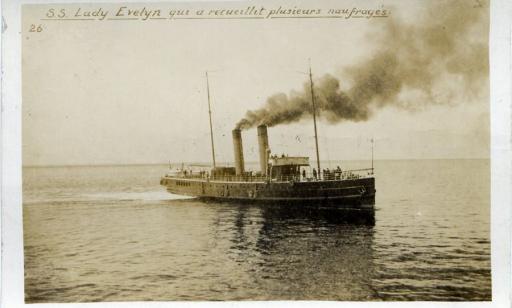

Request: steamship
left=160, top=70, right=376, bottom=209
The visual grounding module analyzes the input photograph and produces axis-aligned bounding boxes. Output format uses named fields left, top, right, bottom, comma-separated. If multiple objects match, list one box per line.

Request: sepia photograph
left=8, top=0, right=503, bottom=304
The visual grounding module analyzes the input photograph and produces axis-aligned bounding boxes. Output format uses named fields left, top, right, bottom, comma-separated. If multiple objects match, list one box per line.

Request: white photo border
left=1, top=0, right=510, bottom=307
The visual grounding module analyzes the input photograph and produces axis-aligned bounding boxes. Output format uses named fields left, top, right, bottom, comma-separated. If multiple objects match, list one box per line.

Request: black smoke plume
left=236, top=0, right=488, bottom=130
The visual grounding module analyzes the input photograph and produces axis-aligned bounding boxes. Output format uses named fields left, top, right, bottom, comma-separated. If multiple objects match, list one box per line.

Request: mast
left=206, top=71, right=216, bottom=168
left=371, top=137, right=374, bottom=174
left=309, top=61, right=321, bottom=175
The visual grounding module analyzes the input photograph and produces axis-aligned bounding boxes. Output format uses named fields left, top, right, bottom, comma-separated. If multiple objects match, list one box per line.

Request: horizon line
left=22, top=157, right=490, bottom=168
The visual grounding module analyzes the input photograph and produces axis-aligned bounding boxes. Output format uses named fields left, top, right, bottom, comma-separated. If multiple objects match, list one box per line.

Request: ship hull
left=160, top=176, right=375, bottom=209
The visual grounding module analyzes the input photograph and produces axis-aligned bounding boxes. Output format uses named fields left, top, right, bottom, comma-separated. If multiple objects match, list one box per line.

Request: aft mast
left=371, top=137, right=374, bottom=175
left=308, top=61, right=321, bottom=175
left=206, top=71, right=216, bottom=168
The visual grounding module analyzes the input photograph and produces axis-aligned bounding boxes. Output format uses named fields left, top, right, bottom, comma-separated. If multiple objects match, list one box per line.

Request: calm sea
left=23, top=159, right=491, bottom=302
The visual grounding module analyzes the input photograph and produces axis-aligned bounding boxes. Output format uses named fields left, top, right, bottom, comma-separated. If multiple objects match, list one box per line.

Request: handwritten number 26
left=29, top=24, right=43, bottom=32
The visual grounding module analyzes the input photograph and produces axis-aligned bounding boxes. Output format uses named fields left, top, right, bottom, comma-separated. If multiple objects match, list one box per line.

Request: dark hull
left=160, top=176, right=375, bottom=209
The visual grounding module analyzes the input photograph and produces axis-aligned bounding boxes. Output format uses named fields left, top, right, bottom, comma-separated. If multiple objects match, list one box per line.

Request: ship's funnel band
left=257, top=125, right=270, bottom=176
left=232, top=129, right=245, bottom=176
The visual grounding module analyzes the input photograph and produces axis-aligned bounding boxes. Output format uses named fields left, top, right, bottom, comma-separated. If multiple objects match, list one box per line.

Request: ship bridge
left=270, top=156, right=309, bottom=167
left=269, top=155, right=309, bottom=180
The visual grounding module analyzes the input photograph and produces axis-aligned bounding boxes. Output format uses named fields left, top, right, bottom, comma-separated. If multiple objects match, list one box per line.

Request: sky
left=22, top=0, right=489, bottom=166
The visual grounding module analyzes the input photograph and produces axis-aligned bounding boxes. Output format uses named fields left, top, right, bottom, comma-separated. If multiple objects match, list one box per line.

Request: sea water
left=23, top=159, right=491, bottom=302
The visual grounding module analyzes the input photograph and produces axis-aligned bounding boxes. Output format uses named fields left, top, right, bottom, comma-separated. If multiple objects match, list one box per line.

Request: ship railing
left=259, top=169, right=373, bottom=182
left=209, top=175, right=269, bottom=182
left=166, top=173, right=269, bottom=182
left=298, top=168, right=375, bottom=182
left=166, top=173, right=205, bottom=179
left=166, top=168, right=374, bottom=182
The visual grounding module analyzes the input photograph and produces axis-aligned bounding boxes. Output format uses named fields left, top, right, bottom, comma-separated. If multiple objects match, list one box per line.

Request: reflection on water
left=23, top=160, right=491, bottom=302
left=225, top=203, right=377, bottom=300
left=241, top=206, right=375, bottom=300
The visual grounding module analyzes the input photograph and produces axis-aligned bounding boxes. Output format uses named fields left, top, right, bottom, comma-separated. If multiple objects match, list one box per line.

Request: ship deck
left=161, top=168, right=374, bottom=184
